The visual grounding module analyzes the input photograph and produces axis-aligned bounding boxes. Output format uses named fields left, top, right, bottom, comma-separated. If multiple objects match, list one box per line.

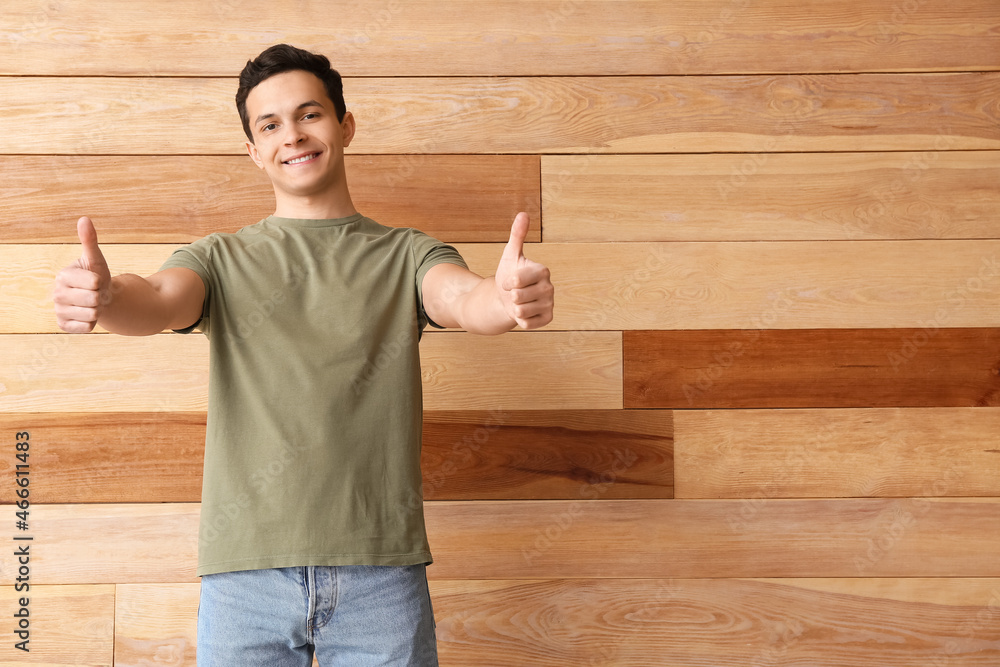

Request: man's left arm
left=422, top=212, right=554, bottom=335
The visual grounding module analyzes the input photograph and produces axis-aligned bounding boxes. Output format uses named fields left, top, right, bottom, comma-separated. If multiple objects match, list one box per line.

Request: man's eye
left=303, top=113, right=318, bottom=120
left=262, top=123, right=277, bottom=132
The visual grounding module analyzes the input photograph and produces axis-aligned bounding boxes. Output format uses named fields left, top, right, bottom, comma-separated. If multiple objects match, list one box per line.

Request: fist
left=53, top=216, right=112, bottom=333
left=495, top=212, right=554, bottom=330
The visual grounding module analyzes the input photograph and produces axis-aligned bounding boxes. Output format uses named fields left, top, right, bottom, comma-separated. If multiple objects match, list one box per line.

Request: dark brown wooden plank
left=421, top=410, right=672, bottom=500
left=15, top=500, right=1000, bottom=582
left=0, top=410, right=668, bottom=503
left=3, top=0, right=998, bottom=76
left=624, top=329, right=1000, bottom=409
left=433, top=578, right=1000, bottom=666
left=0, top=155, right=540, bottom=243
left=3, top=74, right=998, bottom=155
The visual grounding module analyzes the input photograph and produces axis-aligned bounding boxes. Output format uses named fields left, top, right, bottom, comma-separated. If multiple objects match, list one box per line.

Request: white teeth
left=286, top=153, right=317, bottom=164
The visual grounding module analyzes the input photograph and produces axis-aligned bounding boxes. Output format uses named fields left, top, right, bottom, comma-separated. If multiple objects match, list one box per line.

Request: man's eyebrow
left=254, top=100, right=327, bottom=126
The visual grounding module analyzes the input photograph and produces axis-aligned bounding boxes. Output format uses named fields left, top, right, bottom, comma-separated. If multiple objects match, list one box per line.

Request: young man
left=52, top=44, right=553, bottom=666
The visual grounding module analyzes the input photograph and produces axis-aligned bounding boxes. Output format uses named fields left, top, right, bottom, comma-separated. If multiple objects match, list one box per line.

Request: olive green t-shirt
left=159, top=213, right=467, bottom=577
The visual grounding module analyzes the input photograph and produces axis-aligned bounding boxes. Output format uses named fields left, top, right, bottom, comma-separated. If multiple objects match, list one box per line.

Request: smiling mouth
left=284, top=152, right=320, bottom=165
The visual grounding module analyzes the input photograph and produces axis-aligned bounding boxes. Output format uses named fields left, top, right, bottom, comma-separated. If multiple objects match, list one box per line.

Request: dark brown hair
left=236, top=44, right=347, bottom=142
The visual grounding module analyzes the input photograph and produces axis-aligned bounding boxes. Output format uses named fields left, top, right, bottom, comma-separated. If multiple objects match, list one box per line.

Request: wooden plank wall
left=2, top=1, right=1000, bottom=664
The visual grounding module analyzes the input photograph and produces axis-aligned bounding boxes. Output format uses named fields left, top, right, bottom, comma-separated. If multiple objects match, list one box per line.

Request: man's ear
left=341, top=111, right=356, bottom=148
left=246, top=140, right=264, bottom=169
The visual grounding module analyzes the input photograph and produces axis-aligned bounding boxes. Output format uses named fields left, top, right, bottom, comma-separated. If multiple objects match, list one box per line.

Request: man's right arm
left=53, top=216, right=205, bottom=336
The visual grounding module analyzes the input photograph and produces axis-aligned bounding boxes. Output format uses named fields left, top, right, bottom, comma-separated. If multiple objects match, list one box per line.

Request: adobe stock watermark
left=688, top=0, right=754, bottom=56
left=583, top=579, right=684, bottom=666
left=727, top=420, right=839, bottom=533
left=930, top=587, right=1000, bottom=666
left=873, top=0, right=930, bottom=45
left=521, top=447, right=639, bottom=565
left=76, top=64, right=161, bottom=155
left=340, top=0, right=404, bottom=54
left=11, top=1, right=66, bottom=51
left=715, top=76, right=816, bottom=203
left=848, top=128, right=958, bottom=239
left=750, top=617, right=806, bottom=667
left=393, top=408, right=510, bottom=525
left=853, top=460, right=966, bottom=574
left=681, top=289, right=796, bottom=405
left=199, top=436, right=313, bottom=546
left=556, top=244, right=672, bottom=362
left=419, top=409, right=509, bottom=498
left=887, top=253, right=1000, bottom=372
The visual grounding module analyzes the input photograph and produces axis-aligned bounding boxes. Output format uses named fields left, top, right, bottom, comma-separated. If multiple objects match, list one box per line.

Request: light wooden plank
left=3, top=0, right=998, bottom=76
left=7, top=239, right=1000, bottom=333
left=673, top=408, right=1000, bottom=498
left=0, top=585, right=114, bottom=665
left=0, top=155, right=540, bottom=243
left=419, top=332, right=622, bottom=410
left=0, top=332, right=622, bottom=411
left=106, top=578, right=1000, bottom=667
left=12, top=500, right=1000, bottom=583
left=3, top=74, right=998, bottom=155
left=433, top=578, right=1000, bottom=666
left=543, top=152, right=1000, bottom=241
left=114, top=584, right=198, bottom=667
left=426, top=498, right=1000, bottom=579
left=625, top=328, right=1000, bottom=408
left=0, top=410, right=670, bottom=503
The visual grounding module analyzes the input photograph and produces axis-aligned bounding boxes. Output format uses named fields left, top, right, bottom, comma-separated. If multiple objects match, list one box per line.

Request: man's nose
left=283, top=124, right=306, bottom=144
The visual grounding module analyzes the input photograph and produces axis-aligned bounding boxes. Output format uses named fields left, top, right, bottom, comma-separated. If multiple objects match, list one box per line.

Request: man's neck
left=272, top=190, right=358, bottom=220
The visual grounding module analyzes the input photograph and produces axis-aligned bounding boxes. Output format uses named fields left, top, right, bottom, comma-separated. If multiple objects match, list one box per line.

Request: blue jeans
left=197, top=564, right=438, bottom=666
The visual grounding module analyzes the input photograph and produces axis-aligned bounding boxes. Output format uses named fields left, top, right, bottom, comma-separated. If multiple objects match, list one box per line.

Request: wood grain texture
left=0, top=412, right=207, bottom=504
left=0, top=585, right=115, bottom=665
left=542, top=152, right=1000, bottom=241
left=419, top=332, right=622, bottom=410
left=0, top=410, right=670, bottom=503
left=433, top=578, right=1000, bottom=666
left=427, top=498, right=1000, bottom=579
left=4, top=0, right=999, bottom=76
left=99, top=579, right=1000, bottom=667
left=114, top=584, right=199, bottom=667
left=11, top=500, right=999, bottom=583
left=8, top=239, right=1000, bottom=333
left=625, top=329, right=1000, bottom=409
left=421, top=409, right=672, bottom=499
left=3, top=74, right=998, bottom=155
left=673, top=408, right=1000, bottom=498
left=0, top=155, right=541, bottom=243
left=0, top=332, right=622, bottom=411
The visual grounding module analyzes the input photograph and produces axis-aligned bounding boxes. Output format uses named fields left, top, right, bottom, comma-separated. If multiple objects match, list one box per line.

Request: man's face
left=244, top=69, right=355, bottom=202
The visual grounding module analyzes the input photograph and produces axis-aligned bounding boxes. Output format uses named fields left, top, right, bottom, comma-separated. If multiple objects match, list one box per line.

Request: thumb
left=501, top=212, right=529, bottom=262
left=76, top=216, right=107, bottom=273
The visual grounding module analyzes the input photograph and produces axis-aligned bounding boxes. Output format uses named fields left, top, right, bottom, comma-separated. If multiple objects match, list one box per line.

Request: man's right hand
left=54, top=216, right=113, bottom=333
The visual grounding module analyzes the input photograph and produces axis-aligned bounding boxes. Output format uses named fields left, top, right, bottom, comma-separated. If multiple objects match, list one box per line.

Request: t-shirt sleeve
left=411, top=230, right=468, bottom=330
left=158, top=237, right=215, bottom=334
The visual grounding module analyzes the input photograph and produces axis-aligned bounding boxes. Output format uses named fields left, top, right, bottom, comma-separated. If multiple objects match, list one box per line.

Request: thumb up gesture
left=53, top=216, right=112, bottom=333
left=494, top=212, right=554, bottom=330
